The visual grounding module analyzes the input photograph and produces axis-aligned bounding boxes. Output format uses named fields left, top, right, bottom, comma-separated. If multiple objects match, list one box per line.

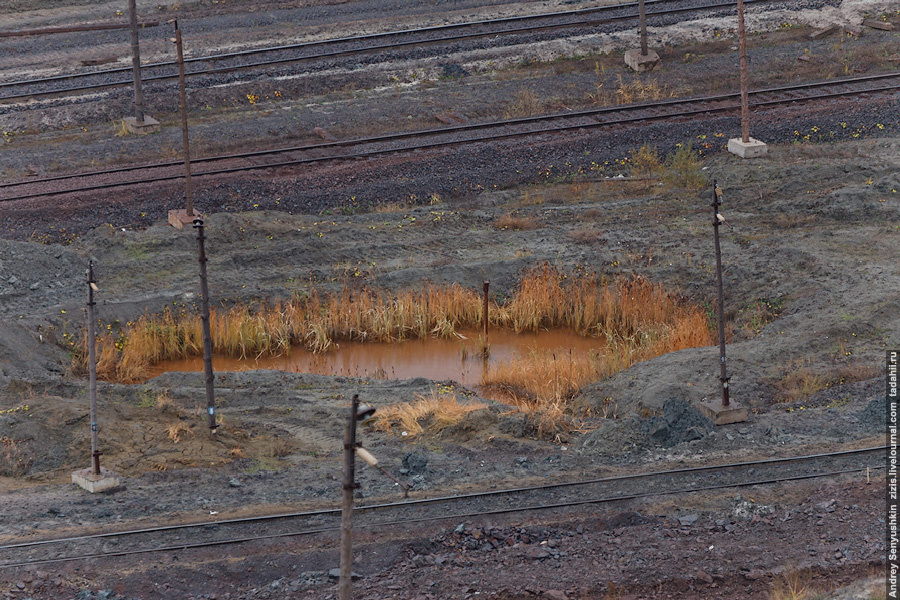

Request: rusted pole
left=173, top=21, right=194, bottom=216
left=638, top=0, right=648, bottom=57
left=128, top=0, right=145, bottom=123
left=711, top=181, right=730, bottom=407
left=482, top=280, right=490, bottom=355
left=86, top=261, right=101, bottom=475
left=736, top=0, right=750, bottom=143
left=193, top=218, right=217, bottom=435
left=340, top=394, right=360, bottom=600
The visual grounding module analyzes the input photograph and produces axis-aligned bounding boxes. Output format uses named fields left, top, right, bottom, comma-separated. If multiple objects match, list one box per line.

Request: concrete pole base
left=168, top=208, right=201, bottom=229
left=727, top=137, right=768, bottom=159
left=624, top=48, right=661, bottom=72
left=698, top=399, right=749, bottom=425
left=72, top=467, right=121, bottom=493
left=122, top=115, right=160, bottom=135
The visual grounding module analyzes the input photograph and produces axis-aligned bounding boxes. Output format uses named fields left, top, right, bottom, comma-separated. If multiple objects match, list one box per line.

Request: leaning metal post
left=86, top=261, right=100, bottom=475
left=128, top=0, right=145, bottom=123
left=193, top=218, right=217, bottom=435
left=174, top=21, right=194, bottom=216
left=340, top=394, right=360, bottom=600
left=736, top=0, right=750, bottom=143
left=712, top=181, right=730, bottom=407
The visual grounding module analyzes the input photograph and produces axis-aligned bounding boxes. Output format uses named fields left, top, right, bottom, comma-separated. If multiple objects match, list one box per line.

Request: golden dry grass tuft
left=492, top=213, right=541, bottom=231
left=166, top=421, right=192, bottom=444
left=504, top=88, right=543, bottom=118
left=568, top=226, right=604, bottom=246
left=591, top=74, right=675, bottom=106
left=776, top=368, right=829, bottom=403
left=372, top=391, right=487, bottom=437
left=768, top=569, right=829, bottom=600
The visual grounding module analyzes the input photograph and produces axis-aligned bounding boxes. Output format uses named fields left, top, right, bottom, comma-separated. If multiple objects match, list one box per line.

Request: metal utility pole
left=638, top=0, right=649, bottom=57
left=193, top=218, right=217, bottom=435
left=173, top=20, right=194, bottom=217
left=482, top=280, right=490, bottom=356
left=128, top=0, right=145, bottom=123
left=340, top=393, right=361, bottom=600
left=711, top=181, right=730, bottom=407
left=624, top=0, right=659, bottom=72
left=86, top=261, right=101, bottom=475
left=736, top=0, right=750, bottom=143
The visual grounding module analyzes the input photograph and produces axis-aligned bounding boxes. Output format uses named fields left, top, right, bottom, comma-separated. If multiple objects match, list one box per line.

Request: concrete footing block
left=72, top=467, right=121, bottom=493
left=624, top=48, right=661, bottom=72
left=727, top=137, right=768, bottom=159
left=698, top=400, right=749, bottom=425
left=123, top=115, right=160, bottom=135
left=168, top=208, right=201, bottom=229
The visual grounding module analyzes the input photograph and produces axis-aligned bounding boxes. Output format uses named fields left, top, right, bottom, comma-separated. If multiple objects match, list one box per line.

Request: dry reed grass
left=373, top=391, right=487, bottom=437
left=86, top=264, right=711, bottom=393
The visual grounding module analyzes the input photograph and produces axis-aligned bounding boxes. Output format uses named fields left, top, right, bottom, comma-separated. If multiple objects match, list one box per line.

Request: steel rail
left=0, top=0, right=671, bottom=88
left=2, top=74, right=897, bottom=202
left=0, top=445, right=883, bottom=553
left=2, top=70, right=896, bottom=193
left=0, top=0, right=789, bottom=102
left=0, top=462, right=883, bottom=570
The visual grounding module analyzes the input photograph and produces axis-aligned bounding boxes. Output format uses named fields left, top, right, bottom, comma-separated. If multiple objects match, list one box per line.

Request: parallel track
left=0, top=0, right=799, bottom=103
left=0, top=446, right=884, bottom=569
left=2, top=71, right=897, bottom=202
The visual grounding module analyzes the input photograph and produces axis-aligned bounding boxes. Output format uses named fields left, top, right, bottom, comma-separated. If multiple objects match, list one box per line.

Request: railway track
left=2, top=71, right=897, bottom=202
left=0, top=446, right=883, bottom=570
left=0, top=0, right=816, bottom=104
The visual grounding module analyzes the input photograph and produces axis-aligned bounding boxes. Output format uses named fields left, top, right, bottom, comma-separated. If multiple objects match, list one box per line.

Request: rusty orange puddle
left=147, top=328, right=606, bottom=387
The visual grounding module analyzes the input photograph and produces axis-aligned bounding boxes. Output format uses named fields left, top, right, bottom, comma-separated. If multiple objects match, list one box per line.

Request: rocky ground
left=0, top=0, right=896, bottom=598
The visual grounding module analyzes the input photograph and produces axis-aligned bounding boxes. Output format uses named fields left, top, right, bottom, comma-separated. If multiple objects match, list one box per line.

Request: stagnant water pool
left=148, top=328, right=607, bottom=387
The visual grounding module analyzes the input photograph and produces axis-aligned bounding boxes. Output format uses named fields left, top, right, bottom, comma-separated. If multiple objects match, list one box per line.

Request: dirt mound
left=859, top=393, right=886, bottom=432
left=440, top=407, right=500, bottom=442
left=641, top=398, right=715, bottom=447
left=579, top=399, right=714, bottom=456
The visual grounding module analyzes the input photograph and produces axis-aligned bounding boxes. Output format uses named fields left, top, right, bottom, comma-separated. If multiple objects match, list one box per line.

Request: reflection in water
left=148, top=328, right=607, bottom=387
